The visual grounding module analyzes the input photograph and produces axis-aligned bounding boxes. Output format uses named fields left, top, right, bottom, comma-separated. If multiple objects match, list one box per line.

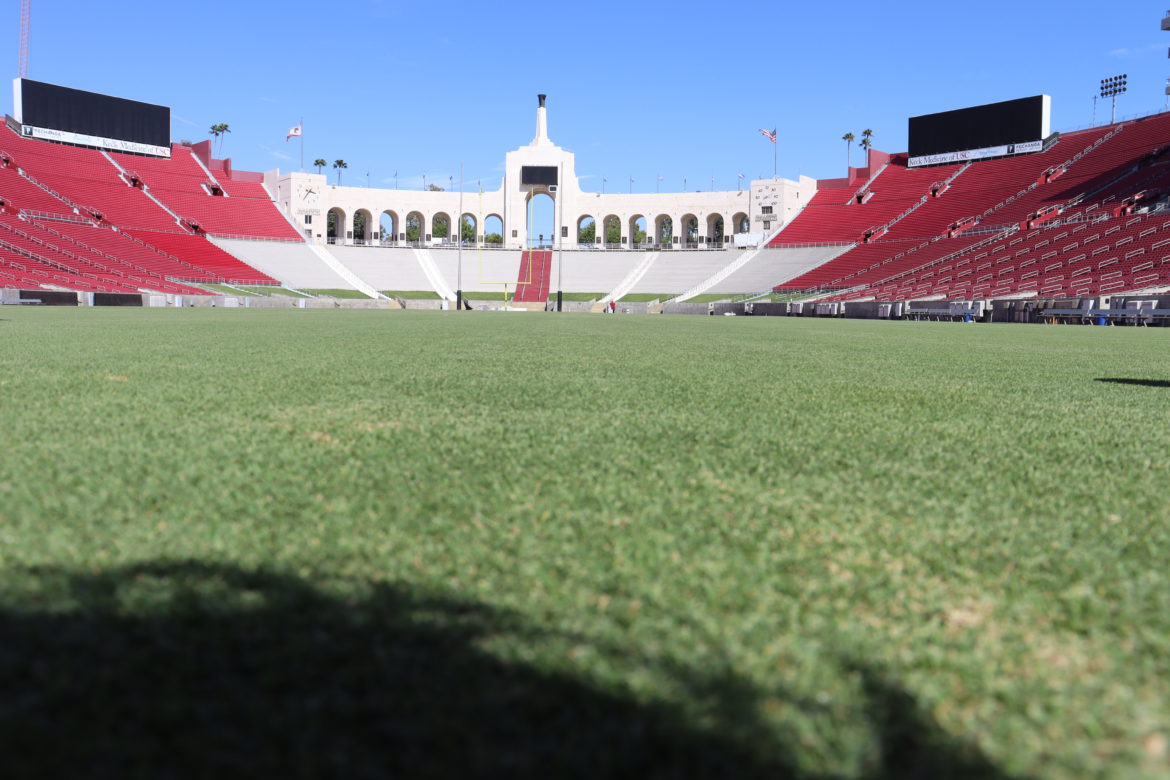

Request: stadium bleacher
left=769, top=157, right=964, bottom=246
left=4, top=96, right=1170, bottom=302
left=125, top=230, right=278, bottom=284
left=0, top=124, right=304, bottom=293
left=772, top=112, right=1170, bottom=299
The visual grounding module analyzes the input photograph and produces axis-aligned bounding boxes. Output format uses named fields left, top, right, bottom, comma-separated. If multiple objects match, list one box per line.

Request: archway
left=459, top=213, right=477, bottom=245
left=405, top=211, right=425, bottom=245
left=484, top=214, right=503, bottom=245
left=526, top=192, right=554, bottom=248
left=327, top=207, right=347, bottom=243
left=380, top=210, right=399, bottom=244
left=629, top=215, right=647, bottom=247
left=353, top=209, right=373, bottom=245
left=431, top=212, right=451, bottom=243
left=706, top=214, right=725, bottom=245
left=655, top=214, right=673, bottom=246
left=602, top=215, right=621, bottom=247
left=577, top=215, right=596, bottom=245
left=681, top=213, right=698, bottom=247
left=732, top=212, right=749, bottom=234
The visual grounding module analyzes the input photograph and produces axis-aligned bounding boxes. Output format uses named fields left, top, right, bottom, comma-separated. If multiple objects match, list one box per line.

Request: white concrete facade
left=269, top=96, right=815, bottom=251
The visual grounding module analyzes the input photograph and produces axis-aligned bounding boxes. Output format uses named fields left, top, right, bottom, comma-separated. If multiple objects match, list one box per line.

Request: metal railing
left=209, top=232, right=303, bottom=243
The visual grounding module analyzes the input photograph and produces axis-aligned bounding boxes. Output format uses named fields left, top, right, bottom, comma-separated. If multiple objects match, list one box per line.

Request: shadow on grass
left=1096, top=378, right=1170, bottom=388
left=0, top=562, right=1006, bottom=779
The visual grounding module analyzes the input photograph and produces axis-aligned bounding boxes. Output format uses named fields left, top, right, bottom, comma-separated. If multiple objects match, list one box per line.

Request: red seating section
left=770, top=157, right=963, bottom=245
left=0, top=215, right=207, bottom=294
left=513, top=251, right=552, bottom=302
left=0, top=157, right=77, bottom=215
left=112, top=145, right=301, bottom=239
left=0, top=125, right=300, bottom=292
left=125, top=230, right=277, bottom=284
left=7, top=134, right=182, bottom=231
left=775, top=112, right=1170, bottom=299
left=154, top=189, right=301, bottom=239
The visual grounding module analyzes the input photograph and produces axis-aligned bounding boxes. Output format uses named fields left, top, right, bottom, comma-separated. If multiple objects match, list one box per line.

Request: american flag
left=759, top=128, right=777, bottom=143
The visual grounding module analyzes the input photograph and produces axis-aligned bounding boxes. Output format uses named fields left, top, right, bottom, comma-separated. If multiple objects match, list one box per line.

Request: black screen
left=19, top=79, right=170, bottom=151
left=521, top=166, right=558, bottom=186
left=909, top=96, right=1046, bottom=159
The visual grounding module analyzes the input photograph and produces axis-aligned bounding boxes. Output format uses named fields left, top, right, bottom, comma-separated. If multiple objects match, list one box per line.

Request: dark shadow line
left=1095, top=378, right=1170, bottom=388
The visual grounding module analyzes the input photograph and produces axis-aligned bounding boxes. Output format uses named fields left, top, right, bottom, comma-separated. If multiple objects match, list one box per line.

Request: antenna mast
left=18, top=0, right=31, bottom=78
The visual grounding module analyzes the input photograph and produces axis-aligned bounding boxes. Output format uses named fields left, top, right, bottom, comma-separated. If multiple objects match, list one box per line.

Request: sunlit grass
left=2, top=309, right=1168, bottom=777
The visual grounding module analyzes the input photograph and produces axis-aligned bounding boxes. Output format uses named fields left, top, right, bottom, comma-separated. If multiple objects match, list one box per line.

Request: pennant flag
left=759, top=127, right=777, bottom=143
left=286, top=124, right=302, bottom=141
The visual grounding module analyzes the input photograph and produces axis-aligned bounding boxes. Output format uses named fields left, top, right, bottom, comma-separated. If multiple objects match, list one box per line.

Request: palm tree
left=208, top=123, right=231, bottom=155
left=859, top=128, right=874, bottom=158
left=842, top=132, right=855, bottom=170
left=314, top=158, right=327, bottom=175
left=333, top=159, right=348, bottom=186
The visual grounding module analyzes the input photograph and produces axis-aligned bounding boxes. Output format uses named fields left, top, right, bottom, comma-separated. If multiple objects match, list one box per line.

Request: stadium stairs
left=513, top=251, right=552, bottom=303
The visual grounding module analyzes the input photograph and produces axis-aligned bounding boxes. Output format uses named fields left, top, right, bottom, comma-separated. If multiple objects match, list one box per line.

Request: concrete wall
left=213, top=238, right=355, bottom=289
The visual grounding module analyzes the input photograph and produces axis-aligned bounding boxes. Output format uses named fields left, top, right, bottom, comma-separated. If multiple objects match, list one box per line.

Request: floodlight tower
left=18, top=0, right=30, bottom=78
left=1100, top=74, right=1127, bottom=124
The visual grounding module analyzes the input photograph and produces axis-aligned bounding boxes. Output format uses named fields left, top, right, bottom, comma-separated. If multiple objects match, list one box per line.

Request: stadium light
left=1099, top=74, right=1128, bottom=123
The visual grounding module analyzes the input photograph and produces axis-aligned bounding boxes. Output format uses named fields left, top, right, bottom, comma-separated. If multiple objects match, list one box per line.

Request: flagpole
left=299, top=116, right=304, bottom=172
left=774, top=127, right=777, bottom=179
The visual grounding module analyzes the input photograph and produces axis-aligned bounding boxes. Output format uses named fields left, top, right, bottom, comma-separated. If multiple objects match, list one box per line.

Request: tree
left=842, top=132, right=855, bottom=170
left=353, top=211, right=366, bottom=241
left=604, top=217, right=620, bottom=245
left=484, top=232, right=503, bottom=245
left=209, top=123, right=231, bottom=155
left=578, top=219, right=596, bottom=244
left=333, top=159, right=348, bottom=186
left=405, top=214, right=421, bottom=242
left=314, top=158, right=327, bottom=175
left=432, top=215, right=449, bottom=239
left=460, top=216, right=476, bottom=243
left=427, top=183, right=445, bottom=192
left=859, top=129, right=874, bottom=160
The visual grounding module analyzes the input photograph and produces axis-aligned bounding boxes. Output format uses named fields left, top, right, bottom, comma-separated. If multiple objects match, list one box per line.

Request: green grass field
left=2, top=309, right=1169, bottom=777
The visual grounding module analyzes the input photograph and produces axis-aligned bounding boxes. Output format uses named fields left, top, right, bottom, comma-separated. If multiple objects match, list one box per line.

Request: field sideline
left=2, top=308, right=1168, bottom=777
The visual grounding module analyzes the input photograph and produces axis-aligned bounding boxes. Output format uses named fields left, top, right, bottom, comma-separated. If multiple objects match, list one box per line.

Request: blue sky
left=4, top=1, right=1170, bottom=193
